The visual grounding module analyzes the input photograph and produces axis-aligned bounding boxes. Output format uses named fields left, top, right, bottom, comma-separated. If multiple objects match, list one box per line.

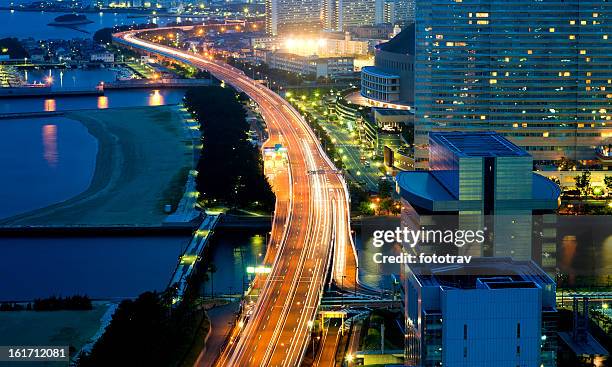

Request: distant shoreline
left=0, top=7, right=156, bottom=15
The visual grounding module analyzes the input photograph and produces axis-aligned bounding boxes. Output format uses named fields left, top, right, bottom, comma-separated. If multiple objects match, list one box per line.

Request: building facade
left=397, top=132, right=560, bottom=367
left=382, top=0, right=415, bottom=25
left=402, top=258, right=557, bottom=367
left=414, top=0, right=612, bottom=169
left=360, top=24, right=414, bottom=109
left=267, top=52, right=354, bottom=78
left=323, top=0, right=383, bottom=31
left=397, top=131, right=560, bottom=266
left=265, top=0, right=322, bottom=35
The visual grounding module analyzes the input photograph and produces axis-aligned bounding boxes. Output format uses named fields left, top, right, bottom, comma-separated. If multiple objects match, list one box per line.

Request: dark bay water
left=0, top=229, right=267, bottom=302
left=23, top=69, right=120, bottom=91
left=0, top=235, right=190, bottom=301
left=200, top=229, right=267, bottom=297
left=0, top=88, right=187, bottom=113
left=0, top=9, right=181, bottom=40
left=0, top=116, right=97, bottom=219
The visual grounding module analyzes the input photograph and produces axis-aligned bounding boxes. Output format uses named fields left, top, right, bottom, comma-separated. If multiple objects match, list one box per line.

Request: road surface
left=114, top=29, right=358, bottom=367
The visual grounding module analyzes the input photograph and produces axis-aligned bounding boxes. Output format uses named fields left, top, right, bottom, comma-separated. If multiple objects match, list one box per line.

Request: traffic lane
left=116, top=34, right=344, bottom=366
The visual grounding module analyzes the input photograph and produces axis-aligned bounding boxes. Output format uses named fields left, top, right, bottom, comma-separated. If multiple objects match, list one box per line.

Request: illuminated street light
left=246, top=266, right=272, bottom=274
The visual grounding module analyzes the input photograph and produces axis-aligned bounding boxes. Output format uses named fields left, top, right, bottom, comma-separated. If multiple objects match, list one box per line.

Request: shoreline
left=0, top=105, right=193, bottom=227
left=0, top=112, right=120, bottom=226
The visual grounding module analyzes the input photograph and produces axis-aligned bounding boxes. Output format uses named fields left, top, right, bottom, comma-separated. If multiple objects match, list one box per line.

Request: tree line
left=93, top=23, right=158, bottom=45
left=184, top=86, right=275, bottom=212
left=0, top=295, right=92, bottom=311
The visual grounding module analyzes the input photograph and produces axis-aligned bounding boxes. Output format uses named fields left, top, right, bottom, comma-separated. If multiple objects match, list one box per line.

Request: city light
left=246, top=266, right=272, bottom=274
left=282, top=37, right=327, bottom=57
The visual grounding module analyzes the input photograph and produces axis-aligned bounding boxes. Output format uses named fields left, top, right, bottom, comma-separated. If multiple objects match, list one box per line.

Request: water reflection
left=97, top=95, right=109, bottom=109
left=0, top=89, right=186, bottom=114
left=201, top=230, right=267, bottom=297
left=560, top=235, right=578, bottom=284
left=42, top=124, right=58, bottom=167
left=43, top=98, right=56, bottom=112
left=148, top=89, right=164, bottom=106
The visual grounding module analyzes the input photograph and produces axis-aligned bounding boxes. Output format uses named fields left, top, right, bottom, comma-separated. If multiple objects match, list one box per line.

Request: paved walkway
left=195, top=302, right=240, bottom=367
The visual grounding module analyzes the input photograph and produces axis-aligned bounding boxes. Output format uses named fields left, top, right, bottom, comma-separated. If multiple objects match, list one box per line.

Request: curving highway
left=113, top=29, right=357, bottom=366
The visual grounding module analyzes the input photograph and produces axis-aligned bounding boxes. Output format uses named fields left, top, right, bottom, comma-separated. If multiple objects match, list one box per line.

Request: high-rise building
left=323, top=0, right=384, bottom=31
left=397, top=132, right=559, bottom=367
left=414, top=0, right=612, bottom=169
left=265, top=0, right=323, bottom=35
left=382, top=0, right=415, bottom=25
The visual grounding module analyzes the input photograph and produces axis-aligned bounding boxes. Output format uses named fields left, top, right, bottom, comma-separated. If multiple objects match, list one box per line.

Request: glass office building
left=414, top=0, right=612, bottom=169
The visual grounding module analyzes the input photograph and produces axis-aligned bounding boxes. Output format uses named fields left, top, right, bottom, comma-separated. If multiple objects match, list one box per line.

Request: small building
left=267, top=52, right=354, bottom=78
left=90, top=51, right=115, bottom=63
left=373, top=108, right=413, bottom=133
left=403, top=257, right=558, bottom=367
left=29, top=49, right=46, bottom=62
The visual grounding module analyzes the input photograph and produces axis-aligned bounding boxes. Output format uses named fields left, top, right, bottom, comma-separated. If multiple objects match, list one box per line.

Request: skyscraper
left=414, top=0, right=612, bottom=169
left=323, top=0, right=384, bottom=31
left=381, top=0, right=415, bottom=25
left=265, top=0, right=323, bottom=35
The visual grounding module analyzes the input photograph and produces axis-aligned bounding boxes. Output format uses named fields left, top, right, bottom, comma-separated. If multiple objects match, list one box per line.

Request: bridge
left=113, top=27, right=361, bottom=367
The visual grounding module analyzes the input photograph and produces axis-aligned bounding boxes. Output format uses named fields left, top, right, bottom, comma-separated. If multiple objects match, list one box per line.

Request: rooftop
left=410, top=257, right=555, bottom=290
left=430, top=131, right=530, bottom=158
left=361, top=66, right=400, bottom=78
left=377, top=23, right=415, bottom=55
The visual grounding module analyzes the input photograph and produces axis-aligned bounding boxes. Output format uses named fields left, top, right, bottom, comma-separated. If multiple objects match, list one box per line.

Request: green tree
left=378, top=180, right=393, bottom=199
left=574, top=171, right=592, bottom=198
left=604, top=176, right=612, bottom=196
left=184, top=86, right=275, bottom=212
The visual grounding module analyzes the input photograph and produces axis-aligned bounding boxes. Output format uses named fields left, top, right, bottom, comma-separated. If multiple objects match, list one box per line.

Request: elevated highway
left=113, top=29, right=360, bottom=366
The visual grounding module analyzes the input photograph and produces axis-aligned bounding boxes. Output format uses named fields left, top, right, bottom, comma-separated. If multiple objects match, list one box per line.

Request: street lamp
left=346, top=354, right=354, bottom=365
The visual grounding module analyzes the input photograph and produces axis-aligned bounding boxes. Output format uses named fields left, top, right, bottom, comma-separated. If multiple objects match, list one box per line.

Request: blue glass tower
left=414, top=0, right=612, bottom=169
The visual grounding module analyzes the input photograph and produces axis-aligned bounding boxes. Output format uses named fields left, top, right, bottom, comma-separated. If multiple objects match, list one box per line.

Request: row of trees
left=184, top=86, right=275, bottom=212
left=573, top=171, right=612, bottom=197
left=77, top=288, right=205, bottom=366
left=0, top=37, right=28, bottom=59
left=93, top=23, right=158, bottom=45
left=33, top=295, right=92, bottom=311
left=0, top=295, right=92, bottom=311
